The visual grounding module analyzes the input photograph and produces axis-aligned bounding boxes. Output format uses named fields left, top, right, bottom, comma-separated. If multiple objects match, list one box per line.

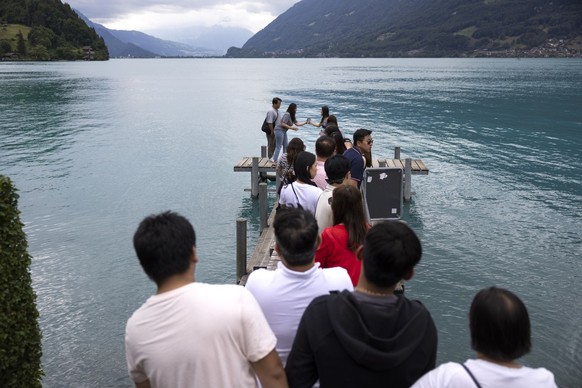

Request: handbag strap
left=290, top=182, right=303, bottom=209
left=461, top=363, right=482, bottom=388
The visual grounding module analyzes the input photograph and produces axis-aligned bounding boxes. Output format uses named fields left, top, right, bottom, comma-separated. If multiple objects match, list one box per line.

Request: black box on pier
left=361, top=167, right=403, bottom=221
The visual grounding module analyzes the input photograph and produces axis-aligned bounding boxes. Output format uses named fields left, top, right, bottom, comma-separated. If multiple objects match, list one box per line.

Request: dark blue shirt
left=343, top=146, right=364, bottom=187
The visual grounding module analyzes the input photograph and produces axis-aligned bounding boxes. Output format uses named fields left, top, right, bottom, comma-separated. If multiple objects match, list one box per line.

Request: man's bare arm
left=251, top=348, right=288, bottom=388
left=135, top=379, right=151, bottom=388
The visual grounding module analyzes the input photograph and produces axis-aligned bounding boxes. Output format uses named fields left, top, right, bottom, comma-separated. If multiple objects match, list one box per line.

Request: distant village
left=474, top=38, right=582, bottom=58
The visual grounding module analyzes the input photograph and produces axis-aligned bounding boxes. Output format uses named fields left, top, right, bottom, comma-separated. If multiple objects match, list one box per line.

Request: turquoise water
left=1, top=58, right=581, bottom=387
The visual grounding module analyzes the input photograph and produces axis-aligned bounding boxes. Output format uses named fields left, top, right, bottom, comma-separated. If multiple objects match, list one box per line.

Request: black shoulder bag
left=261, top=111, right=278, bottom=133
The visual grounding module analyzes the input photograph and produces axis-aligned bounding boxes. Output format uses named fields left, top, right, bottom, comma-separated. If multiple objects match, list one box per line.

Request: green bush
left=0, top=175, right=43, bottom=387
left=0, top=40, right=12, bottom=55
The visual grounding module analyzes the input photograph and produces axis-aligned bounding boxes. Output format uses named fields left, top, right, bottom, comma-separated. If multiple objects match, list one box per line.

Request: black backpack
left=261, top=111, right=278, bottom=133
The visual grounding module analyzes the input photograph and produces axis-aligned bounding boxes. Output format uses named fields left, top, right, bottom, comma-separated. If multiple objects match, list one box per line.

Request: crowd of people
left=123, top=98, right=558, bottom=387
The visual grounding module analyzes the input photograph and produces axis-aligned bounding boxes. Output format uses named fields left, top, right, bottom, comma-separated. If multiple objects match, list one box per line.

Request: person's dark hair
left=294, top=151, right=317, bottom=187
left=323, top=115, right=340, bottom=138
left=133, top=211, right=196, bottom=285
left=320, top=106, right=330, bottom=125
left=325, top=155, right=350, bottom=184
left=274, top=208, right=319, bottom=266
left=353, top=128, right=372, bottom=145
left=287, top=103, right=297, bottom=122
left=362, top=221, right=421, bottom=288
left=315, top=135, right=336, bottom=158
left=331, top=130, right=347, bottom=155
left=324, top=123, right=339, bottom=136
left=470, top=287, right=532, bottom=362
left=285, top=138, right=305, bottom=182
left=272, top=97, right=282, bottom=105
left=331, top=185, right=368, bottom=252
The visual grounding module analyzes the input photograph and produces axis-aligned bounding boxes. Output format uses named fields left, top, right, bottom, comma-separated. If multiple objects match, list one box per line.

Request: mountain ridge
left=75, top=11, right=218, bottom=58
left=228, top=0, right=582, bottom=58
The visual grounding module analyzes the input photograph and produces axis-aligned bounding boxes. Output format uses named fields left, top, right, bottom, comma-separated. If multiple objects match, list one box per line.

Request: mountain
left=149, top=26, right=254, bottom=55
left=75, top=12, right=156, bottom=58
left=0, top=0, right=108, bottom=60
left=227, top=0, right=582, bottom=58
left=76, top=10, right=217, bottom=58
left=107, top=29, right=216, bottom=57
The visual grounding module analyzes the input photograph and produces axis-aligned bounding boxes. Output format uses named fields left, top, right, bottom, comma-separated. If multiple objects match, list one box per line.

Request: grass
left=0, top=24, right=31, bottom=50
left=455, top=26, right=477, bottom=38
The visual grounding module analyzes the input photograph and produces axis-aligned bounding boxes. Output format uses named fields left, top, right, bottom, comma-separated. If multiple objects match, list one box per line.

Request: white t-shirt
left=245, top=262, right=353, bottom=365
left=125, top=283, right=276, bottom=388
left=279, top=181, right=323, bottom=215
left=315, top=184, right=335, bottom=235
left=411, top=359, right=557, bottom=388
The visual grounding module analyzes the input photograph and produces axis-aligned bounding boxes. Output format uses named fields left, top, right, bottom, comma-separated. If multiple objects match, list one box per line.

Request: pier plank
left=416, top=159, right=429, bottom=174
left=234, top=157, right=277, bottom=173
left=234, top=157, right=428, bottom=174
left=238, top=206, right=279, bottom=286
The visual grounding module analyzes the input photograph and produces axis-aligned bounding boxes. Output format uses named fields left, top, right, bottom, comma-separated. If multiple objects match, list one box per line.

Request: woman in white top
left=279, top=151, right=322, bottom=215
left=412, top=287, right=557, bottom=388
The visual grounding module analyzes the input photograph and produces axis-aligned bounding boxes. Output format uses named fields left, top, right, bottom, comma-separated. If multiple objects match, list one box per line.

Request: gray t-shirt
left=277, top=111, right=294, bottom=131
left=267, top=107, right=280, bottom=128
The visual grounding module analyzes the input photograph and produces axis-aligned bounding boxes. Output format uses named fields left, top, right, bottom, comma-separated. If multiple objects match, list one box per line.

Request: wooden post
left=259, top=182, right=268, bottom=231
left=394, top=146, right=401, bottom=160
left=404, top=158, right=412, bottom=202
left=236, top=218, right=247, bottom=282
left=379, top=160, right=387, bottom=167
left=259, top=146, right=268, bottom=181
left=251, top=157, right=259, bottom=197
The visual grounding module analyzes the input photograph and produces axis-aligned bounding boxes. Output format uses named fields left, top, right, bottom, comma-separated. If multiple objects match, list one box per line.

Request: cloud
left=64, top=0, right=299, bottom=33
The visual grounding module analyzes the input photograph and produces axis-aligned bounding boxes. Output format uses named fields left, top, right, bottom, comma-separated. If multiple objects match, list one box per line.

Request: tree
left=28, top=26, right=56, bottom=49
left=29, top=45, right=49, bottom=60
left=0, top=0, right=109, bottom=60
left=0, top=175, right=43, bottom=387
left=56, top=45, right=78, bottom=60
left=16, top=29, right=26, bottom=55
left=0, top=40, right=12, bottom=55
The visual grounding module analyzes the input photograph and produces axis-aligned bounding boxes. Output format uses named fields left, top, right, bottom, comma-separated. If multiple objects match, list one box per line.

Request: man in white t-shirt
left=411, top=287, right=557, bottom=388
left=314, top=154, right=351, bottom=235
left=313, top=135, right=336, bottom=190
left=246, top=208, right=353, bottom=365
left=125, top=211, right=286, bottom=388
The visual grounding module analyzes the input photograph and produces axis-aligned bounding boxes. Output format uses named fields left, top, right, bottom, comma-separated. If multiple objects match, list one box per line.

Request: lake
left=0, top=58, right=581, bottom=387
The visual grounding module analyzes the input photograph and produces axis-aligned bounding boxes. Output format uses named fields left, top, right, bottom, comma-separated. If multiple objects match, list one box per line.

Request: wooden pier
left=237, top=205, right=279, bottom=286
left=233, top=156, right=429, bottom=174
left=234, top=146, right=429, bottom=200
left=234, top=146, right=429, bottom=285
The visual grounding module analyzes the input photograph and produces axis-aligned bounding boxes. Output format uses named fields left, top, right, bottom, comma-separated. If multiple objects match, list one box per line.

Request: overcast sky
left=64, top=0, right=300, bottom=35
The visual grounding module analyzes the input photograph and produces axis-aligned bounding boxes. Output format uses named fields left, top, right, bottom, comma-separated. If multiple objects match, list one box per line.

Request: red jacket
left=315, top=224, right=362, bottom=286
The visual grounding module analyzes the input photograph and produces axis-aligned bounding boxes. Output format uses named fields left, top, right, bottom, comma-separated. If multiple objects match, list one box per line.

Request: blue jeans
left=273, top=128, right=288, bottom=161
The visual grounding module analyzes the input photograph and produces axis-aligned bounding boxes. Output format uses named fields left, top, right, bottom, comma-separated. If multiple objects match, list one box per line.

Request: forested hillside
left=227, top=0, right=582, bottom=58
left=0, top=0, right=108, bottom=60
